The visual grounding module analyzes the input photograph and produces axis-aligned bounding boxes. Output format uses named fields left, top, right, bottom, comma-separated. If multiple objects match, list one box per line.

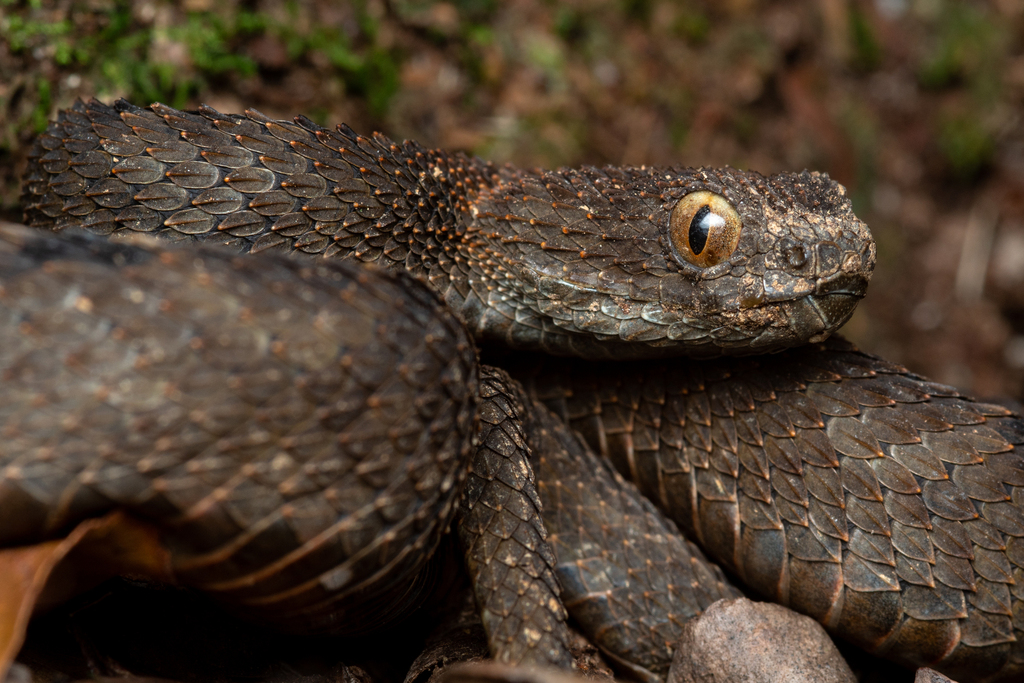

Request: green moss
left=2, top=1, right=258, bottom=108
left=553, top=7, right=588, bottom=44
left=913, top=0, right=1004, bottom=180
left=456, top=23, right=493, bottom=87
left=732, top=110, right=758, bottom=147
left=722, top=24, right=775, bottom=72
left=452, top=0, right=498, bottom=23
left=170, top=15, right=258, bottom=79
left=669, top=118, right=689, bottom=151
left=30, top=77, right=52, bottom=133
left=938, top=114, right=993, bottom=180
left=838, top=99, right=879, bottom=214
left=1, top=0, right=405, bottom=118
left=1, top=13, right=78, bottom=63
left=918, top=0, right=1005, bottom=102
left=354, top=48, right=401, bottom=118
left=243, top=2, right=401, bottom=117
left=672, top=7, right=710, bottom=45
left=849, top=6, right=881, bottom=72
left=619, top=0, right=653, bottom=24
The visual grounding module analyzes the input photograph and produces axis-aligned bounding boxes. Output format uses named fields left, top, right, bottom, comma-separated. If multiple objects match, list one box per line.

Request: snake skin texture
left=457, top=367, right=575, bottom=669
left=21, top=99, right=875, bottom=359
left=518, top=372, right=742, bottom=682
left=0, top=223, right=478, bottom=634
left=516, top=341, right=1024, bottom=682
left=10, top=98, right=1024, bottom=682
left=462, top=366, right=741, bottom=682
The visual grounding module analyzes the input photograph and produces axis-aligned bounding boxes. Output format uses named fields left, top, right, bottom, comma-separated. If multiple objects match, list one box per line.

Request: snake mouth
left=808, top=292, right=861, bottom=331
left=803, top=273, right=870, bottom=339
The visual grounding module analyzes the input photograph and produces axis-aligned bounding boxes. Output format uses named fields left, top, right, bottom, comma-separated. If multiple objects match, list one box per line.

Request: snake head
left=466, top=165, right=875, bottom=359
left=655, top=167, right=876, bottom=353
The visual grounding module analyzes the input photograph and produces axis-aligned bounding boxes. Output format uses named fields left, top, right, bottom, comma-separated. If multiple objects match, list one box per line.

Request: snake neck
left=312, top=124, right=493, bottom=276
left=297, top=120, right=554, bottom=351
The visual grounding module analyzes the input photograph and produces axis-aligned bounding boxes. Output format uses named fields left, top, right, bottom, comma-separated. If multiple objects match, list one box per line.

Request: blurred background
left=2, top=0, right=1024, bottom=399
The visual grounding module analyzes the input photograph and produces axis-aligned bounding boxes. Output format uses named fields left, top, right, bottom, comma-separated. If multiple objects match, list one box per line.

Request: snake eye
left=669, top=191, right=742, bottom=269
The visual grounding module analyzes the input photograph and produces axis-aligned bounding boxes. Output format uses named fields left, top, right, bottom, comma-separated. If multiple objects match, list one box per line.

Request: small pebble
left=667, top=597, right=856, bottom=683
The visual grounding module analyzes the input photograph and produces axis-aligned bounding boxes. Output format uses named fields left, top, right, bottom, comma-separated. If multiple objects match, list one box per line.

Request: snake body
left=4, top=98, right=1023, bottom=681
left=517, top=343, right=1024, bottom=681
left=0, top=227, right=479, bottom=634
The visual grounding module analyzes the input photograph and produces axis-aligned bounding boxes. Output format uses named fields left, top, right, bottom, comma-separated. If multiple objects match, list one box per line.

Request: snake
left=3, top=98, right=1023, bottom=682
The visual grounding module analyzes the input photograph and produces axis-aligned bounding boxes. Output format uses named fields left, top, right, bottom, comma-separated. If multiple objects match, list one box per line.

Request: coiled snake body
left=2, top=99, right=1023, bottom=682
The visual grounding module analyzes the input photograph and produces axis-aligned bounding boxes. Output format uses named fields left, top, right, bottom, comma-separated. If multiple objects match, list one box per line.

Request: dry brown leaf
left=0, top=511, right=172, bottom=682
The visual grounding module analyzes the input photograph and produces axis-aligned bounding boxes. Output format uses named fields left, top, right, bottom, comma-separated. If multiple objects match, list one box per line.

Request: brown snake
left=2, top=98, right=1023, bottom=682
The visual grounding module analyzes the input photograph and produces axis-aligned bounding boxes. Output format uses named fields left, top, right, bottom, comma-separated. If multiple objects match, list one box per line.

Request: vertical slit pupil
left=689, top=205, right=712, bottom=255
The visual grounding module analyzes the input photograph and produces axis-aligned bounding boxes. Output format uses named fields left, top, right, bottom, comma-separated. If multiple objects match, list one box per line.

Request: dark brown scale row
left=516, top=339, right=1024, bottom=682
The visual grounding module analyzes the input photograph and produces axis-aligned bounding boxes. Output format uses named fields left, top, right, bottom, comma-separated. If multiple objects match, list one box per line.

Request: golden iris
left=669, top=191, right=742, bottom=269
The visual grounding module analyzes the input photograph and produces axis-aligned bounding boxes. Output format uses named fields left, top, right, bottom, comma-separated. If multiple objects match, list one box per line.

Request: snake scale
left=3, top=98, right=1023, bottom=682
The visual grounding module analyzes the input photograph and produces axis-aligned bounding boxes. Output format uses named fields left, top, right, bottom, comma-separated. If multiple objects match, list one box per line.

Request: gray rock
left=668, top=598, right=856, bottom=683
left=2, top=664, right=31, bottom=683
left=438, top=662, right=585, bottom=683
